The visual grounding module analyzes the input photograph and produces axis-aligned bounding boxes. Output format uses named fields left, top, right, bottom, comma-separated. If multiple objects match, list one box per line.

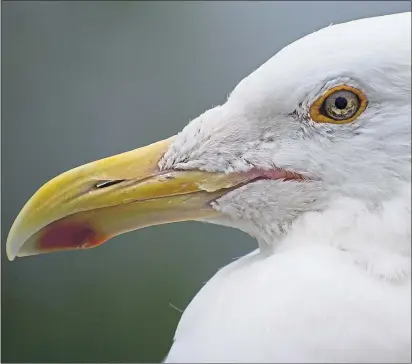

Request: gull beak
left=6, top=137, right=250, bottom=261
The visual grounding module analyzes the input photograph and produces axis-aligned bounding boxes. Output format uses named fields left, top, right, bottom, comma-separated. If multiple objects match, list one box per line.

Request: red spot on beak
left=38, top=221, right=106, bottom=251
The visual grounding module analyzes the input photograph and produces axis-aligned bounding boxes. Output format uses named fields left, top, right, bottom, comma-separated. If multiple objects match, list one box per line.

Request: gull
left=6, top=12, right=411, bottom=363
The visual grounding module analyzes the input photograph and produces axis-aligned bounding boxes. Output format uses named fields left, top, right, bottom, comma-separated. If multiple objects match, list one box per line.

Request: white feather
left=160, top=12, right=411, bottom=362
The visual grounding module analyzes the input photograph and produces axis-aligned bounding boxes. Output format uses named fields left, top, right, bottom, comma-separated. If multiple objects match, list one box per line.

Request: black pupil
left=334, top=96, right=348, bottom=109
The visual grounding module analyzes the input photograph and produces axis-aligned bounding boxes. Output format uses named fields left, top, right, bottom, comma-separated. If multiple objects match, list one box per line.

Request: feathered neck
left=273, top=183, right=411, bottom=282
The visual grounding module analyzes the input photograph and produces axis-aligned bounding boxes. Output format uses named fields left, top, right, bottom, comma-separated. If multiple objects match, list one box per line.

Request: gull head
left=6, top=12, right=411, bottom=260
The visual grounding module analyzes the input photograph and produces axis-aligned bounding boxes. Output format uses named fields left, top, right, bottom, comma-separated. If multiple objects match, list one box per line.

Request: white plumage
left=162, top=12, right=411, bottom=362
left=166, top=190, right=411, bottom=362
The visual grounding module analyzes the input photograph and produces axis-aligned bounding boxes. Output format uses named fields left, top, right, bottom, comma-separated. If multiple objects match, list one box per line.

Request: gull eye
left=323, top=90, right=358, bottom=120
left=310, top=85, right=368, bottom=124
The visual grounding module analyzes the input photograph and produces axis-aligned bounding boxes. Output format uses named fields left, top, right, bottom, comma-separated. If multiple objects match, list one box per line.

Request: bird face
left=6, top=13, right=411, bottom=259
left=159, top=12, right=411, bottom=244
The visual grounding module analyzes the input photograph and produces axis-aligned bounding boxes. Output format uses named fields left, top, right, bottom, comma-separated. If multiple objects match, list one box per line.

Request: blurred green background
left=2, top=1, right=411, bottom=362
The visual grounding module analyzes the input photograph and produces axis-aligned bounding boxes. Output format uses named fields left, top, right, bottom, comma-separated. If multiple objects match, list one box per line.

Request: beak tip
left=6, top=242, right=17, bottom=261
left=6, top=227, right=37, bottom=261
left=6, top=238, right=42, bottom=260
left=6, top=211, right=30, bottom=261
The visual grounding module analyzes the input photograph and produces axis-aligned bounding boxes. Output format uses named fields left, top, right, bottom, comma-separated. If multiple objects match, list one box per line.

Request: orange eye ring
left=309, top=85, right=368, bottom=124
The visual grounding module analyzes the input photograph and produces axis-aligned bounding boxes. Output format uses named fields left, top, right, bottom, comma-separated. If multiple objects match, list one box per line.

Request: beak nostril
left=95, top=180, right=126, bottom=189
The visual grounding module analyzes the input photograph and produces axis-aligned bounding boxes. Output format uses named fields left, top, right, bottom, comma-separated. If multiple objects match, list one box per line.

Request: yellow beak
left=6, top=136, right=251, bottom=261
